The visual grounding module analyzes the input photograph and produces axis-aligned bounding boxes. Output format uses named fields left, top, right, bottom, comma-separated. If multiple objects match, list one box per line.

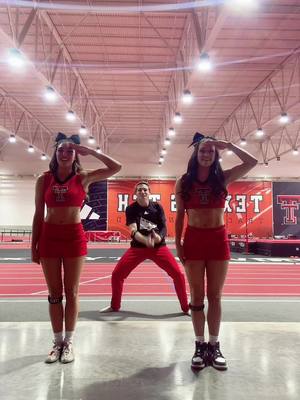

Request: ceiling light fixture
left=279, top=112, right=290, bottom=124
left=256, top=128, right=264, bottom=137
left=44, top=86, right=57, bottom=102
left=79, top=125, right=87, bottom=135
left=182, top=89, right=193, bottom=104
left=197, top=52, right=212, bottom=72
left=8, top=134, right=16, bottom=143
left=7, top=48, right=25, bottom=69
left=66, top=110, right=76, bottom=121
left=173, top=112, right=182, bottom=124
left=168, top=127, right=175, bottom=137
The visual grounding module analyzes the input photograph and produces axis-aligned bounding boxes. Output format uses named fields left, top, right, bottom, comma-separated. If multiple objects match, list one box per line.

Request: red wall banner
left=225, top=181, right=273, bottom=238
left=108, top=180, right=273, bottom=239
left=107, top=180, right=176, bottom=238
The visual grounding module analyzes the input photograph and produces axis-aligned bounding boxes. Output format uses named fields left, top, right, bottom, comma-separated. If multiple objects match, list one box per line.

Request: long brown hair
left=180, top=141, right=227, bottom=201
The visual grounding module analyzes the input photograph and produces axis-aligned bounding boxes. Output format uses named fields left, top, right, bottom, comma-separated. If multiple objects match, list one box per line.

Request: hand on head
left=212, top=140, right=230, bottom=150
left=69, top=143, right=91, bottom=156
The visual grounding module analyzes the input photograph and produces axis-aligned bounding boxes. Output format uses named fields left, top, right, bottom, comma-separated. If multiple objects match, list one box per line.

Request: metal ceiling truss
left=217, top=49, right=300, bottom=162
left=157, top=1, right=300, bottom=164
left=1, top=4, right=107, bottom=153
left=159, top=4, right=226, bottom=156
left=0, top=88, right=51, bottom=154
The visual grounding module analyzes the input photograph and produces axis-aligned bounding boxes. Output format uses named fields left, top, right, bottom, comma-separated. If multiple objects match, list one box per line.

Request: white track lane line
left=31, top=274, right=112, bottom=295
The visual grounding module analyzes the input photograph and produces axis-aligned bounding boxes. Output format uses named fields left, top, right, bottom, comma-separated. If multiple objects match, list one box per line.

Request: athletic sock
left=54, top=331, right=63, bottom=345
left=209, top=335, right=218, bottom=345
left=195, top=336, right=205, bottom=343
left=64, top=331, right=74, bottom=344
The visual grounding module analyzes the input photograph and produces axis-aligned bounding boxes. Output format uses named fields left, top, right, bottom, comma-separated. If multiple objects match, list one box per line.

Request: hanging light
left=197, top=52, right=212, bottom=72
left=41, top=153, right=47, bottom=160
left=159, top=156, right=164, bottom=163
left=161, top=148, right=167, bottom=155
left=88, top=136, right=95, bottom=144
left=96, top=147, right=101, bottom=153
left=44, top=86, right=57, bottom=102
left=168, top=127, right=175, bottom=137
left=8, top=134, right=16, bottom=143
left=66, top=110, right=76, bottom=121
left=164, top=138, right=171, bottom=146
left=240, top=138, right=247, bottom=146
left=7, top=48, right=25, bottom=69
left=264, top=161, right=269, bottom=167
left=79, top=125, right=87, bottom=135
left=27, top=145, right=35, bottom=153
left=173, top=112, right=182, bottom=124
left=182, top=89, right=193, bottom=104
left=279, top=112, right=290, bottom=124
left=256, top=128, right=264, bottom=137
left=292, top=148, right=299, bottom=155
left=226, top=0, right=259, bottom=13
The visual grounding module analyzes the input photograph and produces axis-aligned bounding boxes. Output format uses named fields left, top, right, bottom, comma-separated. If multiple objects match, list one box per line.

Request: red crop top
left=43, top=171, right=86, bottom=207
left=183, top=182, right=226, bottom=209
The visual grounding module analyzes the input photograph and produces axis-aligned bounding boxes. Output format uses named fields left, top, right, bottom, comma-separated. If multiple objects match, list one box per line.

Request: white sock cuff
left=54, top=331, right=63, bottom=344
left=195, top=336, right=205, bottom=343
left=209, top=335, right=219, bottom=344
left=64, top=330, right=75, bottom=343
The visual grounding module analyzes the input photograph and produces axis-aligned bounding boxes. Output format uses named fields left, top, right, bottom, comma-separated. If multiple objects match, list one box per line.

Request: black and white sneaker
left=207, top=342, right=227, bottom=370
left=191, top=342, right=207, bottom=370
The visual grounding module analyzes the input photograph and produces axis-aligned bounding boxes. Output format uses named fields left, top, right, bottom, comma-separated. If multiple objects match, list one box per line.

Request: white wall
left=0, top=180, right=35, bottom=227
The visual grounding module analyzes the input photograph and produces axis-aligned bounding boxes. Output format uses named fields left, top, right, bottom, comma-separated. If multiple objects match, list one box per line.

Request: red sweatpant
left=110, top=246, right=189, bottom=312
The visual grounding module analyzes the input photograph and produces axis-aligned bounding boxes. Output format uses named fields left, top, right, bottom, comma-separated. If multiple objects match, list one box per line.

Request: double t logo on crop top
left=184, top=182, right=226, bottom=209
left=43, top=171, right=86, bottom=207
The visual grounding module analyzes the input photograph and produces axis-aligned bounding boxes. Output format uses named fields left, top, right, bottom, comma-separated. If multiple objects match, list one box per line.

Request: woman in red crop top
left=175, top=132, right=257, bottom=371
left=31, top=132, right=121, bottom=364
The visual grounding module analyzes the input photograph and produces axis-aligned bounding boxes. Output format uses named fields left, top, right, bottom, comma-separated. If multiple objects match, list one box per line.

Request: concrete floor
left=1, top=321, right=300, bottom=400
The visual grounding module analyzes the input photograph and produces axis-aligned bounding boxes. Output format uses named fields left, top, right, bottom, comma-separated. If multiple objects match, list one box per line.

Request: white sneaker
left=60, top=342, right=75, bottom=364
left=45, top=341, right=62, bottom=364
left=99, top=305, right=117, bottom=313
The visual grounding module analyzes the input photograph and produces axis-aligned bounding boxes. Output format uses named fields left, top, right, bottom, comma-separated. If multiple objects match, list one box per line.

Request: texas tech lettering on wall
left=224, top=194, right=263, bottom=213
left=117, top=193, right=161, bottom=211
left=108, top=180, right=273, bottom=238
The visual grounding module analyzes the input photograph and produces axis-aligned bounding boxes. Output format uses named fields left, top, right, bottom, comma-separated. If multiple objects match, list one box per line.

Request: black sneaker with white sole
left=207, top=342, right=227, bottom=370
left=191, top=341, right=207, bottom=370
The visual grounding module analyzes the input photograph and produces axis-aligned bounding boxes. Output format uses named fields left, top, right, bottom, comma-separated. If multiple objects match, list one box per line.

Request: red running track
left=0, top=262, right=300, bottom=297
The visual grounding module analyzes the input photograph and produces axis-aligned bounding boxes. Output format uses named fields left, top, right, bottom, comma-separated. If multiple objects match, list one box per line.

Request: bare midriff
left=45, top=207, right=82, bottom=224
left=186, top=208, right=224, bottom=228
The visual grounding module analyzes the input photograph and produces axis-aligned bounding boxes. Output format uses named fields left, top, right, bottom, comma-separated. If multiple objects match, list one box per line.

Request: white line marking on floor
left=1, top=298, right=300, bottom=303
